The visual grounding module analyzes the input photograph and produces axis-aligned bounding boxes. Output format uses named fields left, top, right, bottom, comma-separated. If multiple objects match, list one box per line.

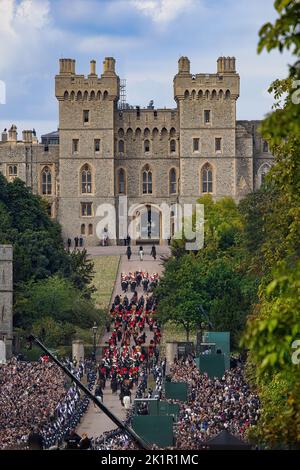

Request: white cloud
left=78, top=35, right=142, bottom=54
left=131, top=0, right=197, bottom=24
left=0, top=0, right=51, bottom=74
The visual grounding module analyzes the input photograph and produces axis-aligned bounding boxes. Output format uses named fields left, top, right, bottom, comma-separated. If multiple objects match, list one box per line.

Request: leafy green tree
left=14, top=275, right=100, bottom=330
left=32, top=316, right=77, bottom=348
left=241, top=0, right=300, bottom=448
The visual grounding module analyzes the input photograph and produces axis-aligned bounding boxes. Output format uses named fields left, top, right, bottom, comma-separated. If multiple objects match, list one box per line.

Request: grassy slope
left=92, top=256, right=120, bottom=310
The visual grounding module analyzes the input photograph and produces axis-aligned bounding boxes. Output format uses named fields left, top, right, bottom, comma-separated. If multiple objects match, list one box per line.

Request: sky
left=0, top=0, right=293, bottom=138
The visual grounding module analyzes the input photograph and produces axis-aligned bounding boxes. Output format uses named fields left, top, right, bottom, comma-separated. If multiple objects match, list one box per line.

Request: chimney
left=103, top=57, right=116, bottom=75
left=217, top=56, right=236, bottom=73
left=1, top=128, right=8, bottom=142
left=22, top=130, right=33, bottom=143
left=59, top=58, right=76, bottom=75
left=89, top=60, right=96, bottom=76
left=178, top=56, right=190, bottom=75
left=8, top=124, right=17, bottom=142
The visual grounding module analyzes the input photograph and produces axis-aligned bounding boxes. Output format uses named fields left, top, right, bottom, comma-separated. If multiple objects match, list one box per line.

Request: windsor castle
left=0, top=56, right=274, bottom=245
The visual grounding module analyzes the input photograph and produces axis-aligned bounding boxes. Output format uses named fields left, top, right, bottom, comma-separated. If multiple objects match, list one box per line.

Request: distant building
left=0, top=56, right=274, bottom=245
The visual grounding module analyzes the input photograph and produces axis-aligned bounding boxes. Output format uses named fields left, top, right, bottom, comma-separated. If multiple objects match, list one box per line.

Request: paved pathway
left=77, top=251, right=166, bottom=438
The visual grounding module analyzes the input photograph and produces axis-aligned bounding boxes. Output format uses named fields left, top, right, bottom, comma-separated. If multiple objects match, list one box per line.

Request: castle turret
left=59, top=58, right=76, bottom=75
left=103, top=57, right=116, bottom=76
left=8, top=125, right=17, bottom=142
left=178, top=56, right=191, bottom=75
left=22, top=130, right=33, bottom=143
left=217, top=56, right=236, bottom=74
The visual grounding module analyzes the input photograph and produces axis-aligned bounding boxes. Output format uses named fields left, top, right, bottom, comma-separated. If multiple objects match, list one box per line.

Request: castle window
left=215, top=138, right=222, bottom=152
left=72, top=139, right=79, bottom=153
left=169, top=168, right=177, bottom=194
left=94, top=139, right=100, bottom=153
left=136, top=106, right=140, bottom=118
left=144, top=139, right=150, bottom=153
left=201, top=163, right=213, bottom=193
left=81, top=164, right=93, bottom=194
left=81, top=224, right=86, bottom=235
left=41, top=166, right=52, bottom=195
left=118, top=140, right=125, bottom=153
left=81, top=202, right=93, bottom=217
left=170, top=139, right=176, bottom=153
left=225, top=90, right=231, bottom=99
left=118, top=168, right=126, bottom=194
left=258, top=163, right=271, bottom=188
left=44, top=145, right=49, bottom=152
left=154, top=110, right=158, bottom=118
left=88, top=224, right=93, bottom=235
left=142, top=165, right=152, bottom=194
left=83, top=110, right=89, bottom=124
left=204, top=110, right=211, bottom=123
left=8, top=165, right=18, bottom=179
left=193, top=138, right=200, bottom=152
left=263, top=140, right=269, bottom=153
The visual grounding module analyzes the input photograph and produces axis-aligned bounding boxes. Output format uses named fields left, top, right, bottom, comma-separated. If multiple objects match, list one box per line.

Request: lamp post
left=92, top=322, right=98, bottom=362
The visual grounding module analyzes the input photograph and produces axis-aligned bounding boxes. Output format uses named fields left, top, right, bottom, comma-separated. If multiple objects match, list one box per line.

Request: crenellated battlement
left=55, top=57, right=119, bottom=101
left=174, top=56, right=239, bottom=101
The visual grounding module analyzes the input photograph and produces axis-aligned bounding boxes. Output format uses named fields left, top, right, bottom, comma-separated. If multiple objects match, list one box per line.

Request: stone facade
left=0, top=245, right=13, bottom=359
left=0, top=56, right=274, bottom=245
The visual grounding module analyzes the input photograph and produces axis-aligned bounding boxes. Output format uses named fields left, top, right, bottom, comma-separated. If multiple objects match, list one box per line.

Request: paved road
left=77, top=252, right=166, bottom=438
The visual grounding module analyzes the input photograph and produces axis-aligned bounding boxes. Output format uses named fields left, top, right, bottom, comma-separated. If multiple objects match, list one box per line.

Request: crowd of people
left=171, top=359, right=260, bottom=449
left=0, top=357, right=96, bottom=450
left=120, top=271, right=159, bottom=293
left=0, top=259, right=261, bottom=451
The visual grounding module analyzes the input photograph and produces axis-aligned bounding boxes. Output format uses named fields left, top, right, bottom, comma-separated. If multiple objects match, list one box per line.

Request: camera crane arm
left=27, top=334, right=150, bottom=450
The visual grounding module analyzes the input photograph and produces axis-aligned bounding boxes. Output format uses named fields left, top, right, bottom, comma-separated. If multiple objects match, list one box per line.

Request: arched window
left=118, top=140, right=124, bottom=153
left=118, top=168, right=126, bottom=194
left=201, top=163, right=213, bottom=193
left=258, top=163, right=270, bottom=187
left=81, top=164, right=92, bottom=194
left=184, top=90, right=189, bottom=99
left=41, top=166, right=52, bottom=195
left=8, top=165, right=18, bottom=178
left=64, top=91, right=69, bottom=100
left=144, top=139, right=150, bottom=153
left=90, top=90, right=95, bottom=100
left=88, top=224, right=93, bottom=235
left=170, top=139, right=176, bottom=153
left=142, top=165, right=152, bottom=194
left=225, top=89, right=231, bottom=99
left=81, top=224, right=86, bottom=235
left=169, top=168, right=177, bottom=194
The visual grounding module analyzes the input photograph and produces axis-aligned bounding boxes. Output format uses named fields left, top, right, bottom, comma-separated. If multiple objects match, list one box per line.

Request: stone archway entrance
left=134, top=204, right=161, bottom=244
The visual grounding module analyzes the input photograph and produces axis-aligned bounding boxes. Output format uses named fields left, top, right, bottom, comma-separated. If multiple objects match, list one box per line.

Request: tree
left=241, top=0, right=300, bottom=448
left=156, top=256, right=206, bottom=340
left=14, top=275, right=101, bottom=331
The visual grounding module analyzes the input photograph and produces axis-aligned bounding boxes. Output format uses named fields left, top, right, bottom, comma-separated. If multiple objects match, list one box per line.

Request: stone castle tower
left=0, top=245, right=13, bottom=360
left=0, top=56, right=274, bottom=245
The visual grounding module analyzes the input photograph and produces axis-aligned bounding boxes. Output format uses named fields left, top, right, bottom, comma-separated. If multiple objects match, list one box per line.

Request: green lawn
left=91, top=256, right=120, bottom=311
